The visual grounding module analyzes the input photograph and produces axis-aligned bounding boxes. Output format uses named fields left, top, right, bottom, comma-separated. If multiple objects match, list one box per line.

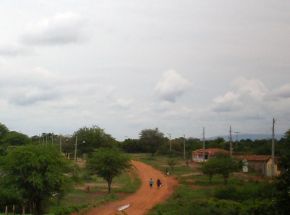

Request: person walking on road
left=149, top=178, right=154, bottom=188
left=157, top=179, right=162, bottom=188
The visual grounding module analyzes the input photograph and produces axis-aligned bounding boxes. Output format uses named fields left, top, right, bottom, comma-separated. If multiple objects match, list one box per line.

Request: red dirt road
left=86, top=160, right=178, bottom=215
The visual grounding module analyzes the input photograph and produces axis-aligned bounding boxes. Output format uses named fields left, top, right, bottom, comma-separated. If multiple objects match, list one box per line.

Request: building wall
left=265, top=158, right=280, bottom=177
left=248, top=158, right=280, bottom=177
left=248, top=161, right=266, bottom=175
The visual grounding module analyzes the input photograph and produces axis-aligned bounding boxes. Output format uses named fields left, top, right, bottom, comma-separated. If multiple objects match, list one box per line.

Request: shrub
left=214, top=183, right=275, bottom=202
left=52, top=204, right=87, bottom=215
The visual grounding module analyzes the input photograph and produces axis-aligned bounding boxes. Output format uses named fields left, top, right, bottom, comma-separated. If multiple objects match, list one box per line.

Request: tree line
left=1, top=121, right=290, bottom=159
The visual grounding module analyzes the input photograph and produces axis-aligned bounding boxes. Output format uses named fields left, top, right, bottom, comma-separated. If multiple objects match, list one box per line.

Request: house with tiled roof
left=192, top=148, right=229, bottom=162
left=235, top=155, right=280, bottom=177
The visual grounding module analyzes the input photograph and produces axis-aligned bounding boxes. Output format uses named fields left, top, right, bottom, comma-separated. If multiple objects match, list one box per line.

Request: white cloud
left=212, top=78, right=270, bottom=113
left=155, top=70, right=190, bottom=102
left=211, top=77, right=290, bottom=130
left=21, top=12, right=86, bottom=46
left=232, top=77, right=268, bottom=99
left=213, top=91, right=242, bottom=112
left=112, top=98, right=133, bottom=109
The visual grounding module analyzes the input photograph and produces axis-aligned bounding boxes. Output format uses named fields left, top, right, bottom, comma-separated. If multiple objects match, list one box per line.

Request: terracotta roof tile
left=235, top=155, right=276, bottom=162
left=192, top=148, right=229, bottom=155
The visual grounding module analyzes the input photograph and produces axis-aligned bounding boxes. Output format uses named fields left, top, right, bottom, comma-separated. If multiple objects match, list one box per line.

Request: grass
left=192, top=174, right=244, bottom=186
left=131, top=153, right=192, bottom=176
left=49, top=164, right=141, bottom=214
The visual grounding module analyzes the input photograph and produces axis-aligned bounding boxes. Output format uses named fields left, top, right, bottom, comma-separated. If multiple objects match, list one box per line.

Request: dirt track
left=85, top=160, right=178, bottom=215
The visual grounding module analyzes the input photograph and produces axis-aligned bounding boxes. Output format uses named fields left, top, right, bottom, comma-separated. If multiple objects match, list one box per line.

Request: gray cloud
left=155, top=70, right=190, bottom=102
left=1, top=0, right=290, bottom=138
left=271, top=84, right=290, bottom=99
left=0, top=67, right=63, bottom=106
left=21, top=12, right=86, bottom=46
left=0, top=45, right=31, bottom=57
left=10, top=87, right=59, bottom=106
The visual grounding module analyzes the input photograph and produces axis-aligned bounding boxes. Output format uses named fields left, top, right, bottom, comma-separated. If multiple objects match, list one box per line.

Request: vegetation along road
left=86, top=160, right=178, bottom=215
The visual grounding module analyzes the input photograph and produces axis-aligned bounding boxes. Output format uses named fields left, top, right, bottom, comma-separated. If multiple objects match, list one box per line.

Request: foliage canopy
left=201, top=154, right=240, bottom=184
left=0, top=145, right=71, bottom=215
left=87, top=147, right=131, bottom=193
left=139, top=128, right=166, bottom=155
left=73, top=126, right=115, bottom=155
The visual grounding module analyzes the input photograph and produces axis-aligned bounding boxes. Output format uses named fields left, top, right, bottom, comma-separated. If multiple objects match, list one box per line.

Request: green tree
left=121, top=138, right=143, bottom=153
left=275, top=151, right=290, bottom=214
left=0, top=122, right=9, bottom=139
left=201, top=154, right=239, bottom=184
left=285, top=129, right=290, bottom=143
left=1, top=131, right=30, bottom=146
left=73, top=126, right=115, bottom=156
left=217, top=155, right=240, bottom=184
left=139, top=128, right=166, bottom=156
left=0, top=183, right=23, bottom=212
left=0, top=145, right=71, bottom=215
left=87, top=148, right=131, bottom=193
left=167, top=158, right=177, bottom=171
left=201, top=160, right=216, bottom=183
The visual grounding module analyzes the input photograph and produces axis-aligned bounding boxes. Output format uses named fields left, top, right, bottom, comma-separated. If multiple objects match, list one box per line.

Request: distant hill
left=210, top=133, right=284, bottom=141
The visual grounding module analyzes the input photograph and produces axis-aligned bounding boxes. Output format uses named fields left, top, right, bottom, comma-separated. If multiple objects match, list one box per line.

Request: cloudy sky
left=0, top=0, right=290, bottom=140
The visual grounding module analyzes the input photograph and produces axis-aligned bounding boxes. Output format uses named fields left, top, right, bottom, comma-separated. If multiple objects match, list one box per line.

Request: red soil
left=85, top=160, right=178, bottom=215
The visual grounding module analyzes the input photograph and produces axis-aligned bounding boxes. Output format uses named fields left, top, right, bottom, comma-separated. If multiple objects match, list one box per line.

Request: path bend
left=85, top=160, right=178, bottom=215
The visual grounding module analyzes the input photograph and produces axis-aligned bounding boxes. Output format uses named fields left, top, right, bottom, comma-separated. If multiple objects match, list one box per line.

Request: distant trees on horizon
left=1, top=121, right=290, bottom=158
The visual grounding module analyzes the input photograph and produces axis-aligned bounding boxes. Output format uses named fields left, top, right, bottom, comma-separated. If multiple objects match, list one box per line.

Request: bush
left=214, top=183, right=275, bottom=202
left=201, top=155, right=239, bottom=184
left=167, top=158, right=177, bottom=171
left=52, top=204, right=87, bottom=215
left=152, top=199, right=244, bottom=215
left=243, top=199, right=276, bottom=215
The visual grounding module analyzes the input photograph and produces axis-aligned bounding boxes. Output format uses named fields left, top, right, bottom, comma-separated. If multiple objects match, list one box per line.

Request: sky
left=0, top=0, right=290, bottom=140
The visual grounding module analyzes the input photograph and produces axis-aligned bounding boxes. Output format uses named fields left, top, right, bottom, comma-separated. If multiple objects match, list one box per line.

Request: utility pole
left=229, top=126, right=233, bottom=157
left=272, top=118, right=275, bottom=177
left=167, top=133, right=172, bottom=152
left=74, top=136, right=78, bottom=162
left=51, top=134, right=54, bottom=144
left=59, top=135, right=62, bottom=153
left=183, top=134, right=186, bottom=160
left=202, top=127, right=205, bottom=161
